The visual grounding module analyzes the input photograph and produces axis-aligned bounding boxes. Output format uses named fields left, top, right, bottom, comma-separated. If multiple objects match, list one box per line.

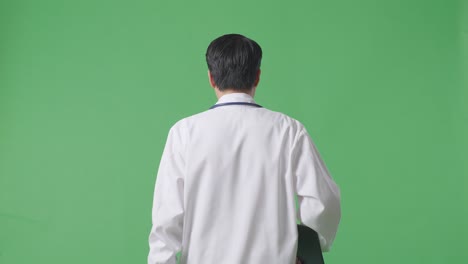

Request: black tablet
left=297, top=224, right=325, bottom=264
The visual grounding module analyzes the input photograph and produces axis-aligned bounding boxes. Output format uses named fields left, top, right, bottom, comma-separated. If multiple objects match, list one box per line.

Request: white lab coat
left=148, top=93, right=341, bottom=264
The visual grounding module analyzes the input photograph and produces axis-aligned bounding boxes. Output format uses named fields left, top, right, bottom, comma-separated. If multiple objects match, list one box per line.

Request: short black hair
left=206, top=34, right=262, bottom=91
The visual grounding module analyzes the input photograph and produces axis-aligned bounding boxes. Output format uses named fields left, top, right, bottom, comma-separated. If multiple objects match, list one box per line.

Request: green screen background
left=1, top=0, right=466, bottom=263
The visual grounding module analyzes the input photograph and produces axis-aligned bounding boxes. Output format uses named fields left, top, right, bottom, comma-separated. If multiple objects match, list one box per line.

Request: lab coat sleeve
left=148, top=127, right=185, bottom=264
left=292, top=129, right=341, bottom=252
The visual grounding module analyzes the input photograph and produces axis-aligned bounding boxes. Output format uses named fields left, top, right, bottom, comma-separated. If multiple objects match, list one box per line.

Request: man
left=148, top=34, right=341, bottom=264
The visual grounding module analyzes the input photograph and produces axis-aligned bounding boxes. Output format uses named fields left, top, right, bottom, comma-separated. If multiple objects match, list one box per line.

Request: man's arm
left=148, top=127, right=185, bottom=264
left=292, top=128, right=341, bottom=252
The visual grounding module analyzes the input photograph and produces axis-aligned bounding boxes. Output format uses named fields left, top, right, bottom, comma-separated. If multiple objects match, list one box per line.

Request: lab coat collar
left=215, top=93, right=256, bottom=105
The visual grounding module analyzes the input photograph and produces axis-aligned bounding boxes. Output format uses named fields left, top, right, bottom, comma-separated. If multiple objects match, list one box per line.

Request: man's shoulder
left=167, top=109, right=211, bottom=131
left=262, top=108, right=305, bottom=128
left=172, top=107, right=306, bottom=132
left=250, top=107, right=308, bottom=135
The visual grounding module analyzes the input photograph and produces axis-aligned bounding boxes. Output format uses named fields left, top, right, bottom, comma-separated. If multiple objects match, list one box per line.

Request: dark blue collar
left=209, top=102, right=263, bottom=110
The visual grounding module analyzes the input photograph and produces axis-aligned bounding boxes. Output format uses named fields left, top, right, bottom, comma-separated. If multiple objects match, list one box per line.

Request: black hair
left=205, top=34, right=262, bottom=91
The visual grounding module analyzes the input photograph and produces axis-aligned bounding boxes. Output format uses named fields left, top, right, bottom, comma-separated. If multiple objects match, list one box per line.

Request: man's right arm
left=148, top=126, right=185, bottom=264
left=292, top=128, right=341, bottom=252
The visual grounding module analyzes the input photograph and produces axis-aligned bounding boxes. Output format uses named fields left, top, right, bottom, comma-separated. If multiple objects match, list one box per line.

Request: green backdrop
left=1, top=0, right=466, bottom=263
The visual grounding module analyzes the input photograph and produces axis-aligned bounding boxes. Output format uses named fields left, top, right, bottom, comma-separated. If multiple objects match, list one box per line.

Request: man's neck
left=215, top=88, right=255, bottom=99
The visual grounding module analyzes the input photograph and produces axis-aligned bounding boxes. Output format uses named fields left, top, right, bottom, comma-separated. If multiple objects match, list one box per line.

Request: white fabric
left=148, top=93, right=341, bottom=264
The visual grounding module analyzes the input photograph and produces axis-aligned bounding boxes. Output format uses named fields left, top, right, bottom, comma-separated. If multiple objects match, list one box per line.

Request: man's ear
left=208, top=70, right=216, bottom=88
left=253, top=69, right=261, bottom=87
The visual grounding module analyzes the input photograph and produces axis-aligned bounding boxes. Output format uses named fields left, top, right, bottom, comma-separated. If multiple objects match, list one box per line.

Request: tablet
left=297, top=224, right=325, bottom=264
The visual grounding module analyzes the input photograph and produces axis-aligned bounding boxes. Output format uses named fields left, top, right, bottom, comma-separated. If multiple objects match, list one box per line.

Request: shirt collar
left=215, top=93, right=256, bottom=104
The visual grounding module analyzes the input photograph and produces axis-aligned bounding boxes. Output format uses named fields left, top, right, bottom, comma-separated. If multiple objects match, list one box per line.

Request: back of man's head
left=206, top=34, right=262, bottom=92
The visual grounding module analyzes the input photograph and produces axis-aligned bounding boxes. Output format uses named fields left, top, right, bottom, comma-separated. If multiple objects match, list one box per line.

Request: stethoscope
left=209, top=102, right=263, bottom=110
